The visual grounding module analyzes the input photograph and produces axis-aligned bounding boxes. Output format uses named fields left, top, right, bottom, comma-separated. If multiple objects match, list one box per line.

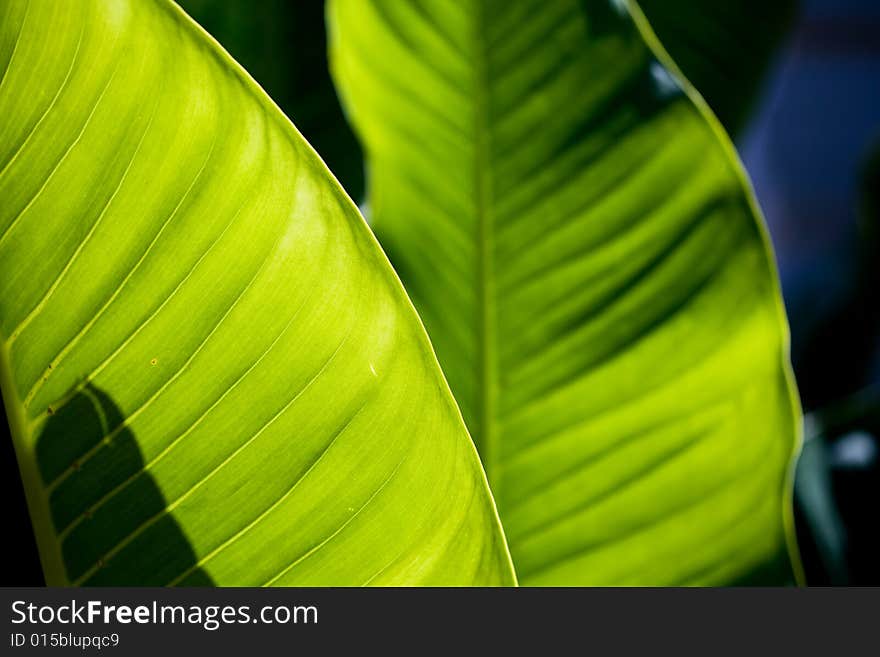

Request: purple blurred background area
left=739, top=0, right=880, bottom=403
left=743, top=0, right=880, bottom=585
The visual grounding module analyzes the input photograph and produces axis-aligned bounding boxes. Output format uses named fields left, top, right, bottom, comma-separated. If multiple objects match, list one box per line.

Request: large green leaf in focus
left=329, top=0, right=801, bottom=585
left=638, top=0, right=797, bottom=134
left=0, top=0, right=514, bottom=586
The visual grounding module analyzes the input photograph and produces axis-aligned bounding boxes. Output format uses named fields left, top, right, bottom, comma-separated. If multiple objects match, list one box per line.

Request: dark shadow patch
left=0, top=397, right=44, bottom=585
left=728, top=547, right=798, bottom=586
left=34, top=383, right=213, bottom=586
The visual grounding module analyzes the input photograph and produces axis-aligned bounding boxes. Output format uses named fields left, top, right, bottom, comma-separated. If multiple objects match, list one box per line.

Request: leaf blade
left=329, top=0, right=801, bottom=585
left=0, top=0, right=515, bottom=586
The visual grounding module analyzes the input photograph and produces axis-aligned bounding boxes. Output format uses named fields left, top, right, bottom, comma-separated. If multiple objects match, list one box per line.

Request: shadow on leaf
left=35, top=383, right=212, bottom=586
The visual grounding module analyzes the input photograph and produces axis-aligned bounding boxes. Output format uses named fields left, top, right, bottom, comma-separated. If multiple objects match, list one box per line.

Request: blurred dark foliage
left=639, top=0, right=798, bottom=135
left=179, top=0, right=365, bottom=202
left=1, top=411, right=43, bottom=585
left=795, top=386, right=880, bottom=584
left=792, top=146, right=880, bottom=585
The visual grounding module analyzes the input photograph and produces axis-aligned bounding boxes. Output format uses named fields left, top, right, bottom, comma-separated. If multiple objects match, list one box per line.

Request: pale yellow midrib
left=471, top=0, right=499, bottom=492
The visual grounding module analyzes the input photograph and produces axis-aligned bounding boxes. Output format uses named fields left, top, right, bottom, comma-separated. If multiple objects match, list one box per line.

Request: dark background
left=3, top=0, right=878, bottom=586
left=738, top=0, right=879, bottom=585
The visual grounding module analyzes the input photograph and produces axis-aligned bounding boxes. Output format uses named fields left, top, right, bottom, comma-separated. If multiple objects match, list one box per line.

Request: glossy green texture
left=330, top=0, right=801, bottom=585
left=0, top=0, right=514, bottom=586
left=639, top=0, right=797, bottom=133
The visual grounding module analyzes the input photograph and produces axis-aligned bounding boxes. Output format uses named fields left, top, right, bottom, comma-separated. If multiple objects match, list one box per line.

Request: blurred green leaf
left=330, top=0, right=801, bottom=585
left=638, top=0, right=797, bottom=134
left=0, top=0, right=514, bottom=586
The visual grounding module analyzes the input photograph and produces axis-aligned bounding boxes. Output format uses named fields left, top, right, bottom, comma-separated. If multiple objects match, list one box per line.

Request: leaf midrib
left=471, top=0, right=498, bottom=491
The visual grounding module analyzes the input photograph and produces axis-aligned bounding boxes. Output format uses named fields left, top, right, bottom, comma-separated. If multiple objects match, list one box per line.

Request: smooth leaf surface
left=638, top=0, right=797, bottom=134
left=0, top=0, right=514, bottom=586
left=330, top=0, right=801, bottom=584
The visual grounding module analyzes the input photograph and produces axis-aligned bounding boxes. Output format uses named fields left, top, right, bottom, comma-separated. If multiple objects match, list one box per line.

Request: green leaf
left=329, top=0, right=801, bottom=584
left=0, top=0, right=514, bottom=586
left=175, top=0, right=365, bottom=202
left=638, top=0, right=797, bottom=134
